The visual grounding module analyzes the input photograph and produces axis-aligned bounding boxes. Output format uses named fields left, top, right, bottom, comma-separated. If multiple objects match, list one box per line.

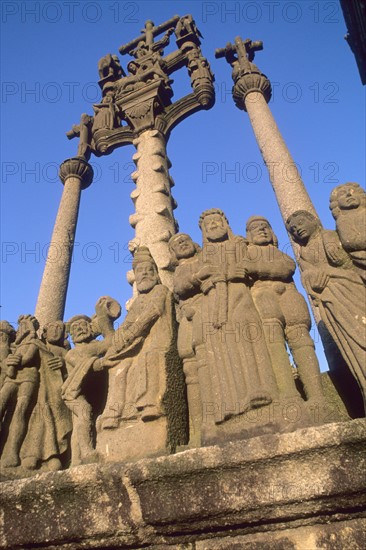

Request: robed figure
left=195, top=209, right=278, bottom=433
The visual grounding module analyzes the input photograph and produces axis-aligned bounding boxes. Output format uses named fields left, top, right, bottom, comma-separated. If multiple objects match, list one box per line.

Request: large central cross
left=35, top=15, right=215, bottom=327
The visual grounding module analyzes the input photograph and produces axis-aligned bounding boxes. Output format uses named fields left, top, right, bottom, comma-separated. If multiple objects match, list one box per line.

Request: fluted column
left=35, top=157, right=93, bottom=327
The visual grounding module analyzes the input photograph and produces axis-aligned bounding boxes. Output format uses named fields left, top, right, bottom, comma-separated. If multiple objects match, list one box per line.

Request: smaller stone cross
left=215, top=36, right=263, bottom=72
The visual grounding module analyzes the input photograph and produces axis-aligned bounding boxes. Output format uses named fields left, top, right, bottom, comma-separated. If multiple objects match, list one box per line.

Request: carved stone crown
left=233, top=69, right=272, bottom=111
left=59, top=157, right=94, bottom=189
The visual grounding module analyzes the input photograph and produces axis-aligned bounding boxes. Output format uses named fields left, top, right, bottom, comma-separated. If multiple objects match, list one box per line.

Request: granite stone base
left=97, top=416, right=169, bottom=463
left=1, top=419, right=365, bottom=549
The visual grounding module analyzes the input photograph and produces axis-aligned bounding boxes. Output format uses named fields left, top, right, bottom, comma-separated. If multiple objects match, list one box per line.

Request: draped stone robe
left=198, top=236, right=278, bottom=424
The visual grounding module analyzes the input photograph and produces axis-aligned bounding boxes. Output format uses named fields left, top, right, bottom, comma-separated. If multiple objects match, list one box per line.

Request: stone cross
left=36, top=15, right=215, bottom=326
left=118, top=17, right=180, bottom=55
left=215, top=36, right=317, bottom=225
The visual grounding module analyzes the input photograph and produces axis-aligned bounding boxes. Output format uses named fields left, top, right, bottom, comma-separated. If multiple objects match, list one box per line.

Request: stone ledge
left=0, top=419, right=365, bottom=549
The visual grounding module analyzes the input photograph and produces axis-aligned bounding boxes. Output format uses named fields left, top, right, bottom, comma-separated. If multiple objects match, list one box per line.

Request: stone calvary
left=0, top=15, right=365, bottom=550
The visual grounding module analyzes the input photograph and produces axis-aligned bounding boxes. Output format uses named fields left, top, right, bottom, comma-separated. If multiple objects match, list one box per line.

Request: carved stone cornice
left=92, top=127, right=134, bottom=156
left=233, top=67, right=272, bottom=111
left=158, top=90, right=214, bottom=137
left=59, top=157, right=94, bottom=189
left=92, top=87, right=215, bottom=151
left=116, top=80, right=168, bottom=135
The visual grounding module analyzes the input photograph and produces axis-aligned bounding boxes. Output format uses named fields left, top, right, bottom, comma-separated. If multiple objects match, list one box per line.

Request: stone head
left=0, top=321, right=15, bottom=344
left=329, top=182, right=365, bottom=219
left=42, top=320, right=65, bottom=345
left=168, top=233, right=200, bottom=265
left=16, top=315, right=40, bottom=343
left=199, top=208, right=232, bottom=243
left=132, top=247, right=160, bottom=294
left=67, top=315, right=93, bottom=344
left=246, top=216, right=278, bottom=247
left=286, top=211, right=321, bottom=244
left=127, top=61, right=138, bottom=75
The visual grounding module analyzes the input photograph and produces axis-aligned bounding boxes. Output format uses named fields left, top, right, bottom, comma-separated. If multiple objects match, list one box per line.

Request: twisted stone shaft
left=129, top=130, right=178, bottom=289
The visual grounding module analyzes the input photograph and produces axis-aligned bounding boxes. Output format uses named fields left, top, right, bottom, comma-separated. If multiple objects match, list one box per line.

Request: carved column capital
left=59, top=157, right=94, bottom=190
left=233, top=67, right=272, bottom=111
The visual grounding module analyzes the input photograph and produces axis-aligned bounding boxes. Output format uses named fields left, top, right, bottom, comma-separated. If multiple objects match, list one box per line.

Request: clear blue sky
left=1, top=1, right=365, bottom=371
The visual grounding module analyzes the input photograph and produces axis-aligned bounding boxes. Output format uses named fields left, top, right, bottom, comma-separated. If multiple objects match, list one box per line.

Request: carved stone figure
left=0, top=321, right=15, bottom=389
left=92, top=91, right=121, bottom=132
left=169, top=233, right=204, bottom=446
left=97, top=247, right=187, bottom=462
left=330, top=182, right=366, bottom=281
left=0, top=315, right=41, bottom=468
left=66, top=113, right=94, bottom=160
left=245, top=216, right=324, bottom=405
left=98, top=53, right=124, bottom=81
left=175, top=15, right=203, bottom=42
left=286, top=210, right=366, bottom=409
left=62, top=297, right=120, bottom=465
left=195, top=209, right=278, bottom=441
left=19, top=321, right=72, bottom=471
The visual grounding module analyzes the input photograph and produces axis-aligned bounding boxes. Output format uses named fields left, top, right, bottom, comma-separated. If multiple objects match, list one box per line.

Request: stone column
left=234, top=69, right=318, bottom=223
left=216, top=38, right=317, bottom=224
left=128, top=129, right=178, bottom=290
left=35, top=157, right=93, bottom=327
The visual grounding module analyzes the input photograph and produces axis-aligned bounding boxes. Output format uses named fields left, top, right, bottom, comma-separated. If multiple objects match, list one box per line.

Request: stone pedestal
left=35, top=157, right=93, bottom=327
left=97, top=417, right=168, bottom=463
left=1, top=419, right=365, bottom=549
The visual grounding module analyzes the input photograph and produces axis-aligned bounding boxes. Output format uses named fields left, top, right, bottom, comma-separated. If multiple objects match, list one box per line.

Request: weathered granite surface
left=1, top=418, right=365, bottom=549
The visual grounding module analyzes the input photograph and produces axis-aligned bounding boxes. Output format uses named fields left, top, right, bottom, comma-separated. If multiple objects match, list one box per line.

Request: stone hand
left=197, top=264, right=219, bottom=281
left=47, top=356, right=64, bottom=371
left=92, top=358, right=104, bottom=372
left=6, top=354, right=21, bottom=368
left=231, top=263, right=249, bottom=279
left=326, top=244, right=349, bottom=265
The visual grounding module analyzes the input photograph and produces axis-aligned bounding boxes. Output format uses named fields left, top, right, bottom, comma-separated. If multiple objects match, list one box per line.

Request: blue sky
left=1, top=1, right=365, bottom=370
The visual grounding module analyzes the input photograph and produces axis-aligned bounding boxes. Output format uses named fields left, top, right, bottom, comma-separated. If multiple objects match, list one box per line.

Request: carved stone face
left=0, top=332, right=10, bottom=344
left=170, top=234, right=196, bottom=259
left=288, top=214, right=318, bottom=243
left=135, top=261, right=159, bottom=293
left=203, top=213, right=228, bottom=242
left=17, top=317, right=36, bottom=341
left=336, top=185, right=361, bottom=210
left=248, top=220, right=273, bottom=245
left=45, top=321, right=64, bottom=345
left=70, top=319, right=92, bottom=344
